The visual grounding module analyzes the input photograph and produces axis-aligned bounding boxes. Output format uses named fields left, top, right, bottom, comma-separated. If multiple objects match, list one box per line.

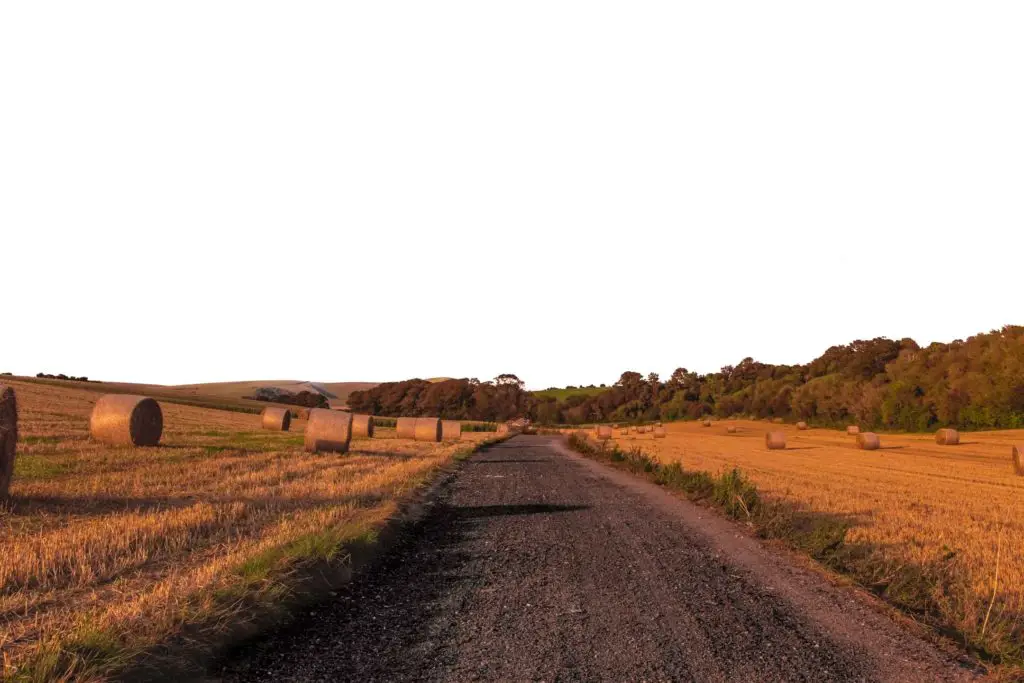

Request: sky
left=2, top=2, right=1022, bottom=390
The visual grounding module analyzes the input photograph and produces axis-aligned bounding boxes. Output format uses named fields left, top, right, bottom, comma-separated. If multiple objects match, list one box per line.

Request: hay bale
left=351, top=414, right=375, bottom=439
left=1013, top=444, right=1024, bottom=476
left=702, top=419, right=711, bottom=427
left=772, top=417, right=784, bottom=424
left=304, top=410, right=352, bottom=453
left=441, top=420, right=461, bottom=441
left=0, top=385, right=17, bottom=498
left=765, top=431, right=786, bottom=450
left=497, top=424, right=510, bottom=435
left=796, top=421, right=808, bottom=430
left=653, top=426, right=666, bottom=439
left=857, top=432, right=881, bottom=450
left=596, top=425, right=613, bottom=440
left=396, top=417, right=418, bottom=439
left=935, top=428, right=960, bottom=446
left=620, top=428, right=629, bottom=436
left=414, top=417, right=442, bottom=442
left=846, top=425, right=860, bottom=436
left=90, top=395, right=163, bottom=446
left=727, top=426, right=738, bottom=434
left=261, top=407, right=291, bottom=432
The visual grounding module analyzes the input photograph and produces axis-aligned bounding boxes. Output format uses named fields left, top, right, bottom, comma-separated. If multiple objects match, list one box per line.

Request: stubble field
left=0, top=380, right=489, bottom=681
left=613, top=420, right=1024, bottom=664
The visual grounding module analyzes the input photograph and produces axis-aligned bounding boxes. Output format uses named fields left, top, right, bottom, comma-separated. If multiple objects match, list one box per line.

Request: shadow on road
left=453, top=504, right=588, bottom=519
left=471, top=458, right=550, bottom=465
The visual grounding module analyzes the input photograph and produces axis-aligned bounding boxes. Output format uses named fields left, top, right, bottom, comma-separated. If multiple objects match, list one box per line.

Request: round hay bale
left=653, top=426, right=666, bottom=439
left=414, top=417, right=442, bottom=442
left=857, top=432, right=881, bottom=450
left=304, top=410, right=352, bottom=453
left=702, top=419, right=712, bottom=427
left=772, top=417, right=784, bottom=424
left=935, top=428, right=960, bottom=446
left=351, top=414, right=375, bottom=439
left=620, top=428, right=629, bottom=436
left=727, top=426, right=738, bottom=434
left=90, top=395, right=163, bottom=447
left=655, top=421, right=663, bottom=427
left=765, top=431, right=786, bottom=450
left=441, top=420, right=461, bottom=441
left=846, top=425, right=860, bottom=436
left=261, top=407, right=291, bottom=432
left=595, top=425, right=613, bottom=440
left=0, top=385, right=17, bottom=499
left=1013, top=444, right=1024, bottom=476
left=396, top=417, right=418, bottom=439
left=796, top=421, right=808, bottom=430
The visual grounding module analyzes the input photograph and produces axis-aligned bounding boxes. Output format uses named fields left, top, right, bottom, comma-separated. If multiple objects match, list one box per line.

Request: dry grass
left=0, top=380, right=492, bottom=680
left=614, top=420, right=1024, bottom=662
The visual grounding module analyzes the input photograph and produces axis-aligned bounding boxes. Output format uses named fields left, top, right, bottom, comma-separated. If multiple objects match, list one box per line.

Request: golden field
left=0, top=380, right=490, bottom=681
left=613, top=420, right=1024, bottom=662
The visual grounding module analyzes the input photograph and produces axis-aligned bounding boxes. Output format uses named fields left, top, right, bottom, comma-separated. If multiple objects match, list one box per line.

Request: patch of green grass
left=14, top=455, right=71, bottom=479
left=20, top=435, right=63, bottom=445
left=13, top=623, right=135, bottom=683
left=531, top=386, right=607, bottom=402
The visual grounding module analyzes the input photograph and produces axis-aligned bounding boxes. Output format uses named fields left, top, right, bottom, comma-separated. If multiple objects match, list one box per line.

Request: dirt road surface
left=218, top=436, right=980, bottom=682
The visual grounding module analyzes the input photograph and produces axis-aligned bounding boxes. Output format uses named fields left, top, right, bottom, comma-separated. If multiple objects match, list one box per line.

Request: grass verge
left=566, top=432, right=1022, bottom=678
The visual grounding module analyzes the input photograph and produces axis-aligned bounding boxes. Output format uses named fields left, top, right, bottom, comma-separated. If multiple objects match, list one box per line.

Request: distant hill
left=170, top=380, right=378, bottom=404
left=9, top=376, right=379, bottom=413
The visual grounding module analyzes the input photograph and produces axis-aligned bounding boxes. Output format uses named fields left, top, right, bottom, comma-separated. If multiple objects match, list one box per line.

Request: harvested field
left=612, top=420, right=1024, bottom=660
left=0, top=380, right=490, bottom=680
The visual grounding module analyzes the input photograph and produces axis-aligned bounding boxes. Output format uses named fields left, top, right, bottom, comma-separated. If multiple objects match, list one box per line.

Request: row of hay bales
left=21, top=390, right=467, bottom=463
left=267, top=410, right=463, bottom=452
left=710, top=420, right=967, bottom=454
left=594, top=424, right=666, bottom=439
left=593, top=422, right=663, bottom=435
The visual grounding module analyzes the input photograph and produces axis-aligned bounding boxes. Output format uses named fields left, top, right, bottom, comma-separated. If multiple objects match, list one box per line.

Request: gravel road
left=217, top=436, right=979, bottom=682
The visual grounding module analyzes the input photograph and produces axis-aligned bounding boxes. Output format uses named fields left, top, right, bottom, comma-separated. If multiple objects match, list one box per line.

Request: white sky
left=2, top=2, right=1022, bottom=390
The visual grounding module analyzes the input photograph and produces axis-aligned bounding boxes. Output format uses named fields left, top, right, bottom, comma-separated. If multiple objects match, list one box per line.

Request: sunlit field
left=0, top=380, right=490, bottom=680
left=612, top=420, right=1024, bottom=662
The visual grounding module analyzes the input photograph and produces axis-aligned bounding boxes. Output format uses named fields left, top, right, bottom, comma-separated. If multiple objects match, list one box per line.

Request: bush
left=462, top=422, right=498, bottom=432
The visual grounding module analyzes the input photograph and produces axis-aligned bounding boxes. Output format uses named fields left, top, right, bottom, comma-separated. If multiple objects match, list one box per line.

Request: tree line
left=348, top=326, right=1024, bottom=431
